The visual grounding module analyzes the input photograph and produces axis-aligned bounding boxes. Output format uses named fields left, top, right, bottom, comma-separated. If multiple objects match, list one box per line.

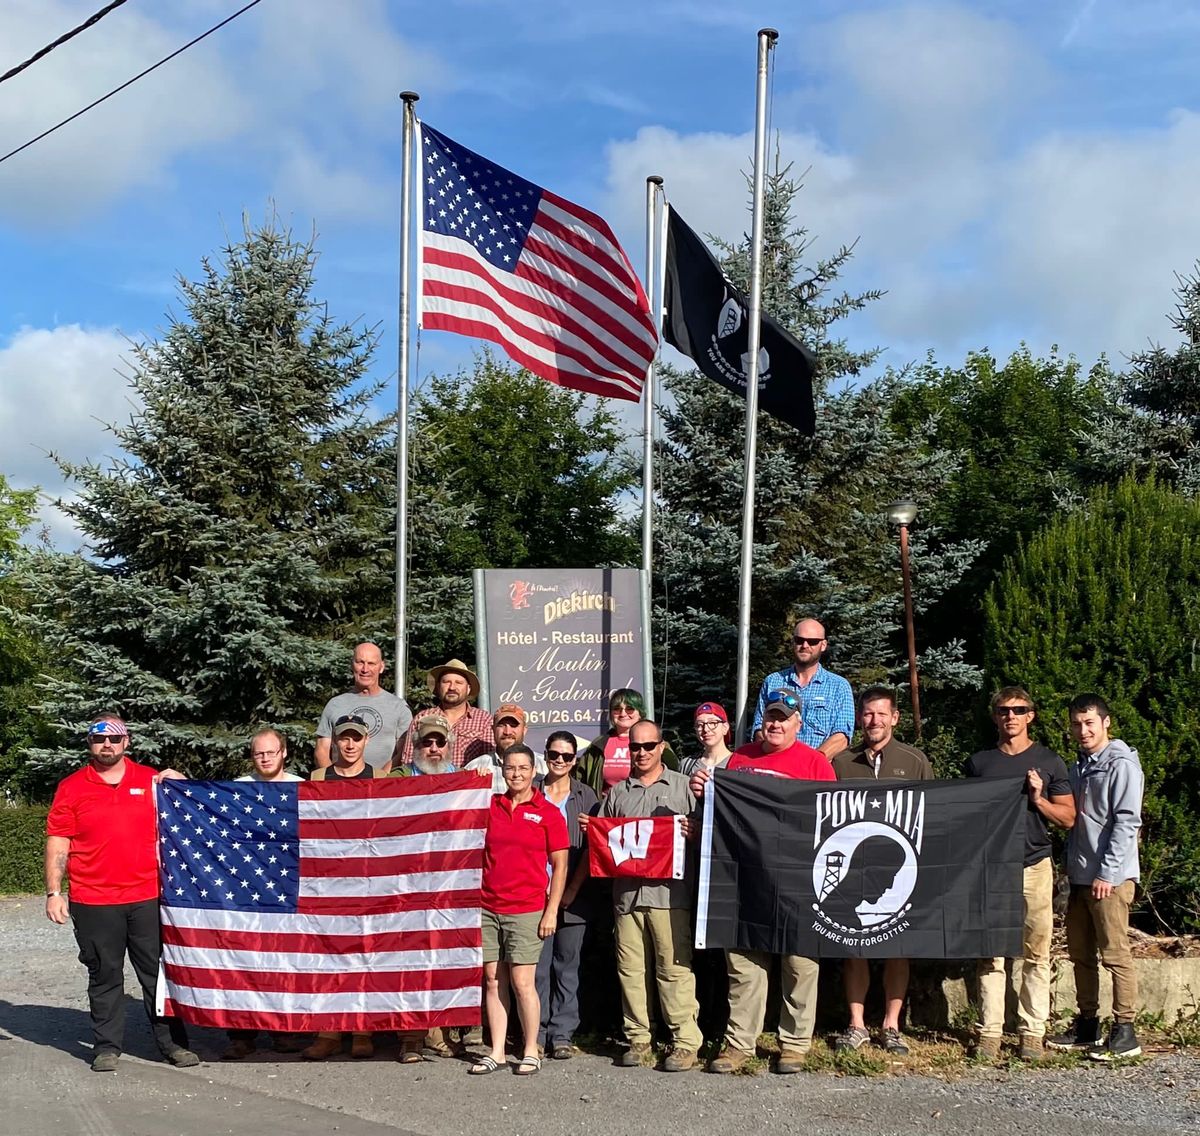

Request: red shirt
left=46, top=760, right=159, bottom=904
left=729, top=741, right=836, bottom=782
left=602, top=735, right=632, bottom=790
left=481, top=789, right=569, bottom=915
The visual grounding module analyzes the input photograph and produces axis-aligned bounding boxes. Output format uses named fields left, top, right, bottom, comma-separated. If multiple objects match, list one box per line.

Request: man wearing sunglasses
left=752, top=618, right=854, bottom=758
left=44, top=715, right=198, bottom=1073
left=966, top=686, right=1074, bottom=1062
left=691, top=690, right=834, bottom=1074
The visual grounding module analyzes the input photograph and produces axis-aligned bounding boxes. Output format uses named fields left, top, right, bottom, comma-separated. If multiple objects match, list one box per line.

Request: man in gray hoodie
left=1048, top=693, right=1144, bottom=1061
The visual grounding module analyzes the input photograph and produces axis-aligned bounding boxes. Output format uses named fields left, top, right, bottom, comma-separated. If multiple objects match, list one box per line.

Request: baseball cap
left=764, top=689, right=802, bottom=718
left=494, top=703, right=527, bottom=725
left=333, top=714, right=370, bottom=737
left=416, top=713, right=452, bottom=740
left=694, top=701, right=728, bottom=723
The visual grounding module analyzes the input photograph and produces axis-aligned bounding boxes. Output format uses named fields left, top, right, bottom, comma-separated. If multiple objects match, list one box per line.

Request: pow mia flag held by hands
left=662, top=205, right=817, bottom=435
left=696, top=773, right=1025, bottom=958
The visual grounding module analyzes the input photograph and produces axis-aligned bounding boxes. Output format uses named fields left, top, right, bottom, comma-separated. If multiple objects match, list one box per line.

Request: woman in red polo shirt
left=470, top=744, right=568, bottom=1076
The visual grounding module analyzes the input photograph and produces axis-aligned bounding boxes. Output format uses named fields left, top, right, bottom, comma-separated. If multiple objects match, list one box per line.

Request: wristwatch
left=46, top=890, right=63, bottom=898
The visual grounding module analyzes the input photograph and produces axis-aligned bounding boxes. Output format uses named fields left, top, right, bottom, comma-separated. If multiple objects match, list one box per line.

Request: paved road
left=2, top=897, right=1197, bottom=1136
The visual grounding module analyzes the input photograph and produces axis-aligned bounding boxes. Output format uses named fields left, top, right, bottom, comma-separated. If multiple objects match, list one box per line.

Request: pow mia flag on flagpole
left=696, top=773, right=1025, bottom=958
left=662, top=204, right=817, bottom=435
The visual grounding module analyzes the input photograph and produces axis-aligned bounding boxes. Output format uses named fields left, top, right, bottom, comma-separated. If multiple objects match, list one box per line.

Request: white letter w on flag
left=608, top=820, right=653, bottom=865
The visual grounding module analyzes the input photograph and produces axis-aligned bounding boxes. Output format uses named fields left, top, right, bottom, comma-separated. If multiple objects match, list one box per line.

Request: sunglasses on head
left=765, top=690, right=801, bottom=711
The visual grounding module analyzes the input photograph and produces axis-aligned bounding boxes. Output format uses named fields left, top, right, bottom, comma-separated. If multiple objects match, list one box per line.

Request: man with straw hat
left=396, top=658, right=494, bottom=770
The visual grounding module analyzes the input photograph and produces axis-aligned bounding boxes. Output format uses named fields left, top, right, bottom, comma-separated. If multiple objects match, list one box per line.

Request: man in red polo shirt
left=690, top=689, right=835, bottom=1074
left=45, top=713, right=198, bottom=1073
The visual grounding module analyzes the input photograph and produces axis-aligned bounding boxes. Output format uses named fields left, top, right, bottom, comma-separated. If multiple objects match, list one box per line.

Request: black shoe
left=91, top=1050, right=120, bottom=1073
left=1089, top=1023, right=1141, bottom=1062
left=161, top=1044, right=201, bottom=1068
left=1046, top=1016, right=1100, bottom=1051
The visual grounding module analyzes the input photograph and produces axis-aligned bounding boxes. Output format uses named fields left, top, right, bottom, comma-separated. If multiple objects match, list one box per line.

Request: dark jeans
left=535, top=921, right=586, bottom=1046
left=71, top=898, right=188, bottom=1057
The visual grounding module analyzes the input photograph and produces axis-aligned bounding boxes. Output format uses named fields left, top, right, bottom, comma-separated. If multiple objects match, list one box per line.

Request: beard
left=91, top=749, right=124, bottom=767
left=412, top=750, right=455, bottom=776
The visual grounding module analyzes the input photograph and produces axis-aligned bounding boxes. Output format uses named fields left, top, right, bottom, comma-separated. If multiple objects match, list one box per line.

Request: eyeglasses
left=251, top=749, right=283, bottom=760
left=545, top=750, right=576, bottom=762
left=627, top=740, right=661, bottom=753
left=610, top=704, right=638, bottom=715
left=765, top=690, right=801, bottom=711
left=994, top=706, right=1032, bottom=716
left=695, top=719, right=724, bottom=731
left=793, top=636, right=824, bottom=646
left=419, top=735, right=448, bottom=747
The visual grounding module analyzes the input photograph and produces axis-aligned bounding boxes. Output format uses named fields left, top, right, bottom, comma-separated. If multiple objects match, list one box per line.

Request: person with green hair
left=575, top=688, right=677, bottom=795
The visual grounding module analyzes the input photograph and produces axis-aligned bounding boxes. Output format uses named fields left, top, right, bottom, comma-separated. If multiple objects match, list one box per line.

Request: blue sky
left=3, top=0, right=1200, bottom=542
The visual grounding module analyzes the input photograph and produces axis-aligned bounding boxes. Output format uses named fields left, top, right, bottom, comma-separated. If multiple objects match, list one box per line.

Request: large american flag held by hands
left=417, top=121, right=657, bottom=402
left=156, top=773, right=491, bottom=1032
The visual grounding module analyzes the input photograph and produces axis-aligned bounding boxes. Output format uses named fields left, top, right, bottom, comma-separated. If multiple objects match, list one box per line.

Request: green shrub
left=984, top=475, right=1200, bottom=932
left=0, top=805, right=47, bottom=893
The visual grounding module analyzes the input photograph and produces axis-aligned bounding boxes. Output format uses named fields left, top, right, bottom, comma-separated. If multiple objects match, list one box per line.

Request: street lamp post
left=887, top=500, right=922, bottom=740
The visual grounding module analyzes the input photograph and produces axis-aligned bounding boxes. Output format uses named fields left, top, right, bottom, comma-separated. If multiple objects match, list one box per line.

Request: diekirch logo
left=509, top=580, right=533, bottom=610
left=809, top=788, right=925, bottom=947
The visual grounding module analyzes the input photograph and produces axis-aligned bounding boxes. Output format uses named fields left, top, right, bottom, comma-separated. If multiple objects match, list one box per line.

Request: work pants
left=614, top=907, right=703, bottom=1051
left=1066, top=880, right=1138, bottom=1023
left=724, top=950, right=818, bottom=1054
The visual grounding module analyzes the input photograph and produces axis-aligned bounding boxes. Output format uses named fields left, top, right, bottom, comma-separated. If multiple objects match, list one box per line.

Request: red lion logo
left=509, top=580, right=533, bottom=610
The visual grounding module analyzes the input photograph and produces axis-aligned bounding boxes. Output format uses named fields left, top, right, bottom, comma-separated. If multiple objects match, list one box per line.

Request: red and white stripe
left=159, top=773, right=491, bottom=1033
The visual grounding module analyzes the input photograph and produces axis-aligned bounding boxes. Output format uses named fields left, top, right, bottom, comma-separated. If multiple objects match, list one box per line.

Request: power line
left=0, top=0, right=266, bottom=167
left=0, top=0, right=130, bottom=86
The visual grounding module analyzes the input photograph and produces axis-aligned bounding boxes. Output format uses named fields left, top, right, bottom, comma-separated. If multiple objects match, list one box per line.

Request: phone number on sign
left=523, top=708, right=599, bottom=726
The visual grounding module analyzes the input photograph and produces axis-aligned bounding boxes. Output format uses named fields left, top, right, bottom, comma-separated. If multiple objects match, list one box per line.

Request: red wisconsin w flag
left=588, top=815, right=686, bottom=880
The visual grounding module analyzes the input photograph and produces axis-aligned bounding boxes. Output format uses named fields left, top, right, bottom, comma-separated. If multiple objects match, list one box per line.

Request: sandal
left=468, top=1055, right=502, bottom=1075
left=513, top=1054, right=541, bottom=1076
left=398, top=1039, right=424, bottom=1064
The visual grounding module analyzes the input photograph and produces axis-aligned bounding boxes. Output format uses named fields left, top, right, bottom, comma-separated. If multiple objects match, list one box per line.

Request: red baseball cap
left=694, top=702, right=728, bottom=722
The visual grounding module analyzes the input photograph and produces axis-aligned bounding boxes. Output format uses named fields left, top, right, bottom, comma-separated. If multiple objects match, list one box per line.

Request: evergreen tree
left=984, top=475, right=1200, bottom=933
left=12, top=219, right=396, bottom=776
left=654, top=169, right=982, bottom=750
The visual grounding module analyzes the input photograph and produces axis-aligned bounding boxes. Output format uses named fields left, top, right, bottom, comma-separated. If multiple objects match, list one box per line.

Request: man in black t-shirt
left=966, top=686, right=1075, bottom=1062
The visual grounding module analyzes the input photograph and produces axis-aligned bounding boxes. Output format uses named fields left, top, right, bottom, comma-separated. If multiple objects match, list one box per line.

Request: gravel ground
left=2, top=895, right=1198, bottom=1136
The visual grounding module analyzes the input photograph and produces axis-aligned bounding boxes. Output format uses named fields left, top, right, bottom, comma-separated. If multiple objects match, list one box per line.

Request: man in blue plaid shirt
left=752, top=617, right=854, bottom=757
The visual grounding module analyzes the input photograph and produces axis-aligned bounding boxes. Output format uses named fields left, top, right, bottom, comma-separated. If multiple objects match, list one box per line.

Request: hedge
left=0, top=806, right=47, bottom=893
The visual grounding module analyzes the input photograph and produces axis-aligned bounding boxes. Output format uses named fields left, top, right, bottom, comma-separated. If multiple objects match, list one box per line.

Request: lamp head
left=887, top=500, right=918, bottom=527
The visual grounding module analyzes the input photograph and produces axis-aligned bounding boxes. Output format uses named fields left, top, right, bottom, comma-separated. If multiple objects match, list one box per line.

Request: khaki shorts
left=481, top=908, right=543, bottom=965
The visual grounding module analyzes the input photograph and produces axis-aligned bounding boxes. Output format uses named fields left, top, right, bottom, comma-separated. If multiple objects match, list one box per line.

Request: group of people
left=43, top=620, right=1145, bottom=1076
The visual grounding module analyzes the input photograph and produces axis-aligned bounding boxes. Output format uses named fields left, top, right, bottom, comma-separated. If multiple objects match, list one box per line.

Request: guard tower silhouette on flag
left=821, top=849, right=845, bottom=901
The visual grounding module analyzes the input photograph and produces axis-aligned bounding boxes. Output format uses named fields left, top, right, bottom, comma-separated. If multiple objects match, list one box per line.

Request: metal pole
left=396, top=91, right=419, bottom=698
left=733, top=28, right=778, bottom=745
left=641, top=176, right=663, bottom=591
left=899, top=522, right=922, bottom=739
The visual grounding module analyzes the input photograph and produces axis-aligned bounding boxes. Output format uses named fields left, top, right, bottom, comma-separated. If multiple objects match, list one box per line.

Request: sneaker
left=90, top=1050, right=120, bottom=1073
left=1047, top=1015, right=1100, bottom=1051
left=161, top=1045, right=200, bottom=1068
left=881, top=1028, right=910, bottom=1056
left=834, top=1025, right=871, bottom=1052
left=707, top=1045, right=752, bottom=1074
left=663, top=1047, right=697, bottom=1072
left=1089, top=1023, right=1141, bottom=1062
left=618, top=1041, right=652, bottom=1067
left=775, top=1047, right=811, bottom=1074
left=221, top=1039, right=255, bottom=1061
left=1018, top=1035, right=1044, bottom=1062
left=972, top=1035, right=1002, bottom=1062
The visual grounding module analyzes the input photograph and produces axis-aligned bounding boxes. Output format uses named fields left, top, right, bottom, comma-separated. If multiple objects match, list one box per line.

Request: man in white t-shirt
left=314, top=642, right=412, bottom=774
left=222, top=728, right=306, bottom=1060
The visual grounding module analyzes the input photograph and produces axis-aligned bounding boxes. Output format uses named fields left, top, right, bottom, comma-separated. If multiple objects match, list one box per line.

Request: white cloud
left=0, top=324, right=133, bottom=547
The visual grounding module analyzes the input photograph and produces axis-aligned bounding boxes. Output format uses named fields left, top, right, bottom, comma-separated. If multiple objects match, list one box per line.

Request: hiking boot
left=881, top=1028, right=910, bottom=1056
left=271, top=1033, right=310, bottom=1054
left=618, top=1041, right=652, bottom=1067
left=1018, top=1034, right=1044, bottom=1062
left=663, top=1047, right=697, bottom=1072
left=161, top=1045, right=200, bottom=1068
left=775, top=1047, right=811, bottom=1074
left=221, top=1038, right=255, bottom=1061
left=349, top=1032, right=374, bottom=1059
left=301, top=1034, right=343, bottom=1061
left=90, top=1050, right=119, bottom=1073
left=1047, top=1015, right=1100, bottom=1051
left=1089, top=1023, right=1141, bottom=1062
left=972, top=1035, right=1002, bottom=1062
left=707, top=1045, right=752, bottom=1074
left=834, top=1025, right=871, bottom=1051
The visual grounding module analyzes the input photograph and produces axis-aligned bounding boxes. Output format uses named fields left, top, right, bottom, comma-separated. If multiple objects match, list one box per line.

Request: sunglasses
left=793, top=636, right=824, bottom=646
left=87, top=725, right=127, bottom=740
left=765, top=690, right=801, bottom=711
left=545, top=750, right=576, bottom=762
left=627, top=740, right=661, bottom=753
left=418, top=735, right=448, bottom=746
left=995, top=706, right=1032, bottom=716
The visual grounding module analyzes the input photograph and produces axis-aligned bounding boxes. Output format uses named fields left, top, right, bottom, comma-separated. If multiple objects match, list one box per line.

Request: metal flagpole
left=733, top=29, right=778, bottom=745
left=641, top=174, right=663, bottom=718
left=395, top=91, right=419, bottom=697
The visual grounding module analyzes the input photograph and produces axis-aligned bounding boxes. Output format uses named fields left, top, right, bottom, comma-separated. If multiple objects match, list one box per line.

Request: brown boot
left=301, top=1033, right=343, bottom=1061
left=972, top=1035, right=1002, bottom=1063
left=707, top=1045, right=752, bottom=1074
left=349, top=1032, right=374, bottom=1059
left=776, top=1047, right=811, bottom=1074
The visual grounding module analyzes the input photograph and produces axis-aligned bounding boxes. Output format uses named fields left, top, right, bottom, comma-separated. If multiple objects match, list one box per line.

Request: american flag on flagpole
left=417, top=121, right=657, bottom=402
left=156, top=773, right=491, bottom=1033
